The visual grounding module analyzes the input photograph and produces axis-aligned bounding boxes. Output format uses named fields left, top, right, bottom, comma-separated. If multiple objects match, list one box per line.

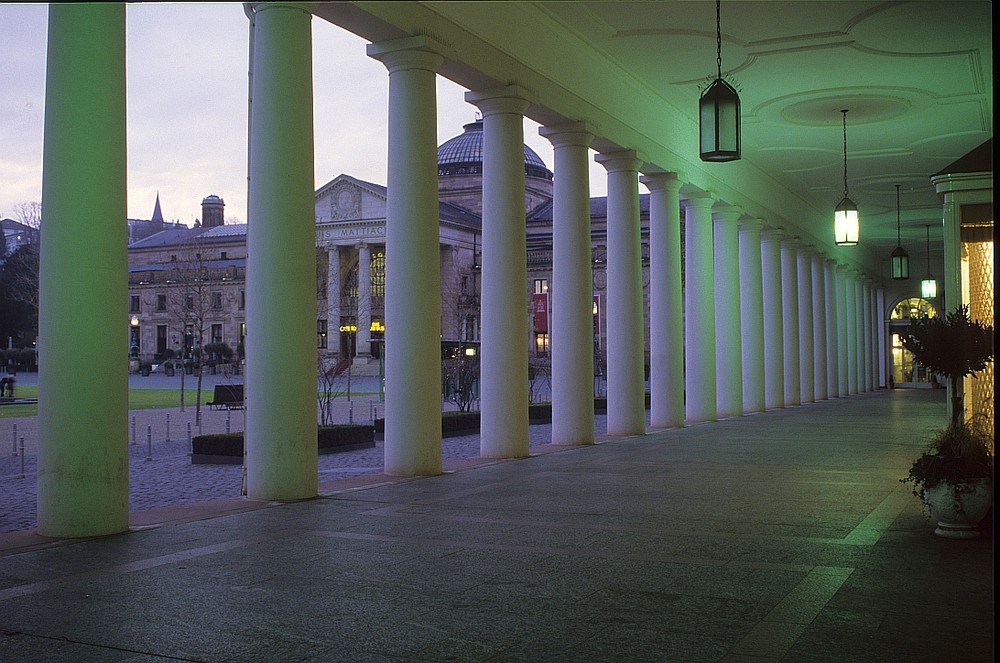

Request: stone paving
left=1, top=373, right=600, bottom=534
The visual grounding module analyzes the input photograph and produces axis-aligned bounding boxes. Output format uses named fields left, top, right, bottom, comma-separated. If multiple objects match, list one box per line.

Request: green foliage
left=900, top=305, right=993, bottom=384
left=900, top=415, right=994, bottom=511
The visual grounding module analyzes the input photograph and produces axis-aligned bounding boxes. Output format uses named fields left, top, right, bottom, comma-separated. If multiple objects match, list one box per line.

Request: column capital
left=679, top=190, right=715, bottom=210
left=367, top=36, right=449, bottom=73
left=738, top=217, right=765, bottom=233
left=247, top=2, right=315, bottom=17
left=594, top=149, right=643, bottom=173
left=761, top=227, right=784, bottom=242
left=711, top=203, right=742, bottom=223
left=539, top=122, right=594, bottom=148
left=640, top=171, right=681, bottom=194
left=465, top=85, right=531, bottom=116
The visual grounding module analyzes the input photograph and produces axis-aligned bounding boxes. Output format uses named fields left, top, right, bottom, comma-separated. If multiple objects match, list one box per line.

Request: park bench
left=206, top=384, right=244, bottom=410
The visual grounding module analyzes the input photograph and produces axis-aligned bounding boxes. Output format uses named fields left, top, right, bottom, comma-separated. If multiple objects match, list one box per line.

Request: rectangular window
left=185, top=295, right=194, bottom=311
left=129, top=295, right=140, bottom=313
left=239, top=290, right=245, bottom=310
left=156, top=294, right=166, bottom=312
left=533, top=279, right=548, bottom=294
left=211, top=323, right=223, bottom=345
left=211, top=292, right=222, bottom=309
left=317, top=319, right=328, bottom=349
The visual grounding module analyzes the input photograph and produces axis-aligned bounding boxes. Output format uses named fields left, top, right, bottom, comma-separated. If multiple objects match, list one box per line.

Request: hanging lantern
left=834, top=109, right=859, bottom=245
left=699, top=0, right=740, bottom=162
left=920, top=224, right=937, bottom=298
left=890, top=184, right=909, bottom=279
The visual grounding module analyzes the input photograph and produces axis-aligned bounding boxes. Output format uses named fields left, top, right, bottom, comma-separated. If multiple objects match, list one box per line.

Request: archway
left=887, top=297, right=937, bottom=388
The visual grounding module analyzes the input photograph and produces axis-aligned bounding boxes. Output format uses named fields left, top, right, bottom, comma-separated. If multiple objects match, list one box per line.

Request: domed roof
left=437, top=121, right=551, bottom=178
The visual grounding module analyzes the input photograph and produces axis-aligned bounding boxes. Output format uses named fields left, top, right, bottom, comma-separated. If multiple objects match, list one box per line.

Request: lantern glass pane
left=920, top=278, right=937, bottom=299
left=834, top=208, right=859, bottom=245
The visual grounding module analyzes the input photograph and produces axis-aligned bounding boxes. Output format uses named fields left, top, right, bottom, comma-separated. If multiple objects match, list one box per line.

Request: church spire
left=151, top=193, right=164, bottom=225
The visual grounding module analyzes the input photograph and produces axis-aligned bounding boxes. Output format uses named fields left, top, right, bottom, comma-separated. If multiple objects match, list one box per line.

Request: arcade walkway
left=0, top=389, right=992, bottom=661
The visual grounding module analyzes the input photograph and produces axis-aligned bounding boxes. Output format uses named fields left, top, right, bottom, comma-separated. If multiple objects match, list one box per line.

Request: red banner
left=532, top=293, right=548, bottom=333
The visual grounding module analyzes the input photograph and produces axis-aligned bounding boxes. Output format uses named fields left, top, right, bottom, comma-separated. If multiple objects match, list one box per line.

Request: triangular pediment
left=315, top=174, right=387, bottom=225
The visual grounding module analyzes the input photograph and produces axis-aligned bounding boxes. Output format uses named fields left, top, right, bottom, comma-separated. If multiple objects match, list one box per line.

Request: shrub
left=191, top=425, right=374, bottom=463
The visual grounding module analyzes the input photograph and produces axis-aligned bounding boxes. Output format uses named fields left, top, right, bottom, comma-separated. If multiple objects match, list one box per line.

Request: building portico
left=36, top=2, right=945, bottom=537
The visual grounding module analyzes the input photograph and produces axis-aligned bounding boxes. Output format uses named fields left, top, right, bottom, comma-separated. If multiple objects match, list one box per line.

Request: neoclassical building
left=127, top=120, right=656, bottom=377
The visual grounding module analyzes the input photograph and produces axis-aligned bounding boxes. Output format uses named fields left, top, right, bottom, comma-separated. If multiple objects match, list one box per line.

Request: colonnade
left=35, top=3, right=886, bottom=537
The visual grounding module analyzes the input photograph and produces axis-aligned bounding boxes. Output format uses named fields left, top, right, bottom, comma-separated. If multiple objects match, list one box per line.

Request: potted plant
left=899, top=305, right=994, bottom=538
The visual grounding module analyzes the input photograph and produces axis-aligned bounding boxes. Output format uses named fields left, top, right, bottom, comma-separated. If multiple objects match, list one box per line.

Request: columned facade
left=836, top=265, right=851, bottom=396
left=862, top=279, right=874, bottom=392
left=761, top=228, right=785, bottom=409
left=368, top=36, right=446, bottom=475
left=245, top=2, right=318, bottom=500
left=468, top=86, right=531, bottom=458
left=682, top=193, right=717, bottom=423
left=738, top=218, right=766, bottom=414
left=824, top=259, right=841, bottom=398
left=643, top=172, right=685, bottom=429
left=810, top=252, right=829, bottom=401
left=596, top=151, right=646, bottom=436
left=713, top=204, right=743, bottom=419
left=780, top=237, right=801, bottom=406
left=356, top=242, right=372, bottom=357
left=845, top=269, right=859, bottom=394
left=541, top=123, right=595, bottom=445
left=796, top=244, right=815, bottom=404
left=37, top=3, right=129, bottom=537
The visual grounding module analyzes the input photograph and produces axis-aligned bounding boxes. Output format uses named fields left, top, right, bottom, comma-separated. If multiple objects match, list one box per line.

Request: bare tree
left=160, top=233, right=218, bottom=423
left=13, top=202, right=42, bottom=230
left=440, top=246, right=481, bottom=412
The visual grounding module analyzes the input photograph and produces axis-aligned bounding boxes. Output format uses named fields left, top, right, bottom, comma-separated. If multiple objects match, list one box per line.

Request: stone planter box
left=191, top=425, right=375, bottom=464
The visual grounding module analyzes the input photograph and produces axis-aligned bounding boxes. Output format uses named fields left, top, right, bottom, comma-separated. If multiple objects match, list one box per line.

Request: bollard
left=18, top=437, right=25, bottom=479
left=131, top=415, right=137, bottom=445
left=369, top=400, right=374, bottom=422
left=226, top=411, right=231, bottom=434
left=166, top=413, right=171, bottom=443
left=146, top=425, right=153, bottom=461
left=11, top=423, right=17, bottom=456
left=187, top=421, right=192, bottom=447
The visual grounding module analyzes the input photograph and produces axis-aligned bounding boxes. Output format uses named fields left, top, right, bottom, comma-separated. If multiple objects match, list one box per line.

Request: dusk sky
left=1, top=3, right=604, bottom=226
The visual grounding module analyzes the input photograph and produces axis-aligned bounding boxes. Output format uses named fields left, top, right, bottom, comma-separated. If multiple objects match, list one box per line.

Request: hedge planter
left=191, top=424, right=375, bottom=464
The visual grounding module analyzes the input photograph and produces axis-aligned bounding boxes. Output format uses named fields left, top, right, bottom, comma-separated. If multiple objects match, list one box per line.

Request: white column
left=368, top=36, right=446, bottom=475
left=356, top=242, right=372, bottom=357
left=642, top=172, right=685, bottom=429
left=738, top=218, right=766, bottom=414
left=596, top=150, right=646, bottom=436
left=682, top=193, right=717, bottom=423
left=780, top=237, right=801, bottom=406
left=326, top=246, right=341, bottom=334
left=796, top=244, right=814, bottom=404
left=541, top=123, right=595, bottom=445
left=825, top=259, right=840, bottom=397
left=835, top=265, right=850, bottom=396
left=38, top=3, right=128, bottom=537
left=844, top=268, right=858, bottom=394
left=468, top=86, right=531, bottom=457
left=876, top=286, right=887, bottom=388
left=245, top=2, right=317, bottom=500
left=713, top=203, right=743, bottom=419
left=854, top=273, right=865, bottom=393
left=862, top=278, right=874, bottom=392
left=811, top=253, right=828, bottom=400
left=761, top=228, right=784, bottom=409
